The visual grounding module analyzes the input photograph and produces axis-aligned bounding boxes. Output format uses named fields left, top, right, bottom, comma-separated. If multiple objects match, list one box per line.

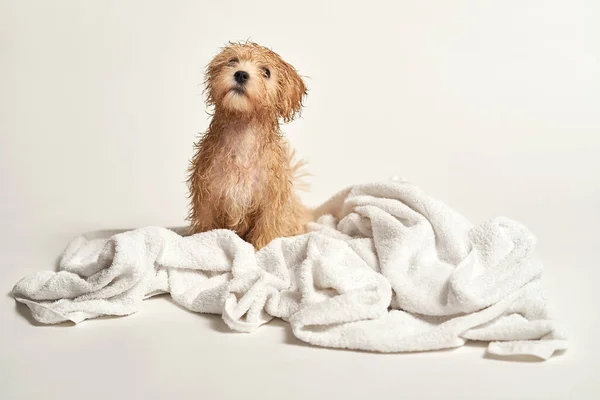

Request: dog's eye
left=262, top=67, right=271, bottom=79
left=228, top=57, right=239, bottom=66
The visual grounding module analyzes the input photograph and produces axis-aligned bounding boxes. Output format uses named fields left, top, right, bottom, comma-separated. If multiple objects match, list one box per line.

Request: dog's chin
left=221, top=89, right=253, bottom=113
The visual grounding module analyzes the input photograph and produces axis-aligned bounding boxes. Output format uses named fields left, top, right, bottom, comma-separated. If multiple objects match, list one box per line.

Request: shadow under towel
left=12, top=179, right=567, bottom=360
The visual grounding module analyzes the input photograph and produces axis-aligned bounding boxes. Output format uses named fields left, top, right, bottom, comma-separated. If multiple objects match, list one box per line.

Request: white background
left=1, top=0, right=598, bottom=398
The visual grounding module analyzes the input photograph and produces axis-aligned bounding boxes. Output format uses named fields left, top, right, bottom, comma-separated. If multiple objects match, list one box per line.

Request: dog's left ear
left=276, top=62, right=307, bottom=123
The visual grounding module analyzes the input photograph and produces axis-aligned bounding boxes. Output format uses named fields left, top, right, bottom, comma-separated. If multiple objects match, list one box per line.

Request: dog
left=187, top=41, right=310, bottom=249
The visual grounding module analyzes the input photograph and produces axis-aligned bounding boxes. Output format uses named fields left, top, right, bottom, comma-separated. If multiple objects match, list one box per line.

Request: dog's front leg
left=245, top=204, right=286, bottom=250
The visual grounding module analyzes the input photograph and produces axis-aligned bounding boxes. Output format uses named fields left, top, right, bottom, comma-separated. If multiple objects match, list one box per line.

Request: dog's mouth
left=230, top=86, right=246, bottom=95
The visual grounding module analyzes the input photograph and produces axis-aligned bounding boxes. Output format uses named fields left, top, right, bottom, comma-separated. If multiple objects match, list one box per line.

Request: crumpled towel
left=12, top=180, right=567, bottom=360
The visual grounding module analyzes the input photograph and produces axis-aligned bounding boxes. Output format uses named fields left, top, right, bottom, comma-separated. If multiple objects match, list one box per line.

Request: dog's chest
left=209, top=126, right=266, bottom=205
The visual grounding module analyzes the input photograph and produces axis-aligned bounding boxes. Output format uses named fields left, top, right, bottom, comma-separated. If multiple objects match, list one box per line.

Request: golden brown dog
left=187, top=42, right=310, bottom=249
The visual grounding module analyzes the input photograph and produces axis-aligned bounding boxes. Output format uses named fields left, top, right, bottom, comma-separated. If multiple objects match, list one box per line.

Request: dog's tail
left=286, top=142, right=311, bottom=192
left=285, top=141, right=317, bottom=228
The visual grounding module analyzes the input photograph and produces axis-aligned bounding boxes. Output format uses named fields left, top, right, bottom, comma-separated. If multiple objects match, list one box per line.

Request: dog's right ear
left=275, top=61, right=307, bottom=123
left=204, top=44, right=235, bottom=107
left=204, top=57, right=222, bottom=107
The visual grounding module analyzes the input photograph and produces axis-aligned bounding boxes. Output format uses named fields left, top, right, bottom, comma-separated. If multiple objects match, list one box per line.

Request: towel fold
left=12, top=179, right=567, bottom=360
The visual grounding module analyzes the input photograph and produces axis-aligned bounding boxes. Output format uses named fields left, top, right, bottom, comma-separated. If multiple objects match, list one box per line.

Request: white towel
left=11, top=180, right=567, bottom=360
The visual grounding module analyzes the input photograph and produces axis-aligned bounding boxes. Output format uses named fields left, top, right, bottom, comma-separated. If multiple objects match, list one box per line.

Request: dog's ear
left=276, top=62, right=307, bottom=123
left=204, top=57, right=223, bottom=107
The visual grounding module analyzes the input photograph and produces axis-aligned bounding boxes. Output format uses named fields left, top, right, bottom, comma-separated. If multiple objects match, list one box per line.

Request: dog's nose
left=234, top=70, right=250, bottom=84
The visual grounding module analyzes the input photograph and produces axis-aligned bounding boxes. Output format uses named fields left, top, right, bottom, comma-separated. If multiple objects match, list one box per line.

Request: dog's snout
left=234, top=70, right=250, bottom=84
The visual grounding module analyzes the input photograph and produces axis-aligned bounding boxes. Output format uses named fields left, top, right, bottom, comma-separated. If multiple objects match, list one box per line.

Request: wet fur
left=187, top=42, right=310, bottom=249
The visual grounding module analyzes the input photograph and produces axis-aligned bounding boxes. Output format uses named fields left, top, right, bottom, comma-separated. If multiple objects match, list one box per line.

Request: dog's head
left=205, top=42, right=306, bottom=122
